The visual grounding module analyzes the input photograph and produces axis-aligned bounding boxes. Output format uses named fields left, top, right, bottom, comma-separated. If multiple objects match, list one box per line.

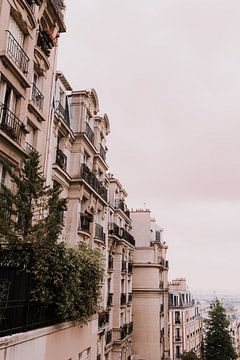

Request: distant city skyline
left=58, top=0, right=240, bottom=292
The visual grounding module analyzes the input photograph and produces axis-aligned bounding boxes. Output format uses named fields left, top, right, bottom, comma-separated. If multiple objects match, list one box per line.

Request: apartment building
left=0, top=0, right=66, bottom=181
left=169, top=278, right=203, bottom=359
left=130, top=209, right=169, bottom=360
left=107, top=175, right=135, bottom=360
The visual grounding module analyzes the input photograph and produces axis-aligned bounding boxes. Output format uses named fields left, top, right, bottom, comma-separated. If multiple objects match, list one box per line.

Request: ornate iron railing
left=31, top=83, right=44, bottom=110
left=95, top=223, right=105, bottom=242
left=99, top=144, right=106, bottom=161
left=56, top=148, right=67, bottom=172
left=108, top=222, right=120, bottom=237
left=85, top=122, right=94, bottom=144
left=81, top=164, right=107, bottom=201
left=0, top=104, right=24, bottom=144
left=6, top=31, right=29, bottom=74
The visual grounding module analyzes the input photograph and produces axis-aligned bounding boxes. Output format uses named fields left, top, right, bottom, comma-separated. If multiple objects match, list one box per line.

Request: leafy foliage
left=204, top=298, right=237, bottom=360
left=0, top=151, right=103, bottom=322
left=181, top=350, right=200, bottom=360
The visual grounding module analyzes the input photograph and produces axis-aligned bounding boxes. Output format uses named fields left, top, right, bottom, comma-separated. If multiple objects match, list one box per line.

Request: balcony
left=37, top=29, right=55, bottom=57
left=0, top=104, right=25, bottom=144
left=128, top=261, right=133, bottom=273
left=120, top=324, right=128, bottom=340
left=98, top=310, right=109, bottom=328
left=56, top=148, right=67, bottom=172
left=99, top=144, right=106, bottom=161
left=121, top=293, right=127, bottom=306
left=55, top=101, right=70, bottom=125
left=128, top=293, right=132, bottom=303
left=175, top=336, right=181, bottom=342
left=120, top=229, right=135, bottom=247
left=115, top=200, right=130, bottom=218
left=108, top=222, right=120, bottom=237
left=106, top=329, right=112, bottom=345
left=175, top=318, right=181, bottom=325
left=25, top=142, right=36, bottom=154
left=108, top=256, right=113, bottom=271
left=79, top=213, right=93, bottom=233
left=128, top=321, right=133, bottom=334
left=31, top=83, right=44, bottom=111
left=95, top=223, right=105, bottom=242
left=0, top=266, right=62, bottom=337
left=5, top=31, right=29, bottom=74
left=85, top=122, right=94, bottom=144
left=121, top=260, right=127, bottom=273
left=81, top=163, right=107, bottom=202
left=107, top=293, right=113, bottom=307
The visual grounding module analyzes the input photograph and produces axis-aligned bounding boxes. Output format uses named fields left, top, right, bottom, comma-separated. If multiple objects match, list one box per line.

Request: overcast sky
left=58, top=0, right=240, bottom=293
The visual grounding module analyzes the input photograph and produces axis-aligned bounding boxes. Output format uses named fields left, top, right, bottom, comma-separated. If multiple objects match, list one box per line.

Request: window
left=0, top=165, right=6, bottom=187
left=7, top=17, right=28, bottom=73
left=9, top=17, right=24, bottom=46
left=25, top=121, right=37, bottom=150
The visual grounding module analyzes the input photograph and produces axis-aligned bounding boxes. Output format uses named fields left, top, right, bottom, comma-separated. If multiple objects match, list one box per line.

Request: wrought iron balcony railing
left=120, top=324, right=128, bottom=340
left=128, top=321, right=133, bottom=334
left=6, top=31, right=29, bottom=74
left=55, top=101, right=70, bottom=125
left=0, top=104, right=24, bottom=144
left=121, top=293, right=127, bottom=306
left=25, top=142, right=36, bottom=154
left=81, top=163, right=107, bottom=201
left=79, top=213, right=92, bottom=233
left=0, top=264, right=62, bottom=337
left=107, top=293, right=113, bottom=307
left=115, top=200, right=130, bottom=217
left=108, top=222, right=120, bottom=237
left=31, top=83, right=44, bottom=110
left=108, top=256, right=113, bottom=271
left=99, top=144, right=106, bottom=161
left=95, top=223, right=105, bottom=242
left=106, top=329, right=112, bottom=345
left=56, top=148, right=67, bottom=172
left=98, top=310, right=109, bottom=328
left=120, top=228, right=135, bottom=247
left=85, top=122, right=94, bottom=144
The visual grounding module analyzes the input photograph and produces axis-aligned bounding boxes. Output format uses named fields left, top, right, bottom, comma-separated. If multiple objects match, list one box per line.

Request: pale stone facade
left=130, top=209, right=169, bottom=360
left=0, top=0, right=65, bottom=178
left=169, top=278, right=203, bottom=359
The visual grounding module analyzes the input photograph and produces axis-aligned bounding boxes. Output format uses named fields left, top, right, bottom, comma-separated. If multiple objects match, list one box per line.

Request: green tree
left=181, top=350, right=200, bottom=360
left=0, top=150, right=66, bottom=243
left=204, top=298, right=237, bottom=360
left=0, top=151, right=103, bottom=322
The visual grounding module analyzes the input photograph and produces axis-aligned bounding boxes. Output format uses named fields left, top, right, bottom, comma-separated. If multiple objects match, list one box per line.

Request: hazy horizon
left=58, top=0, right=240, bottom=293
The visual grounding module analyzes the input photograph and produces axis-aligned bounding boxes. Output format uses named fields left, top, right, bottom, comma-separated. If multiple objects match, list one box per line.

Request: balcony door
left=9, top=17, right=24, bottom=47
left=0, top=83, right=17, bottom=125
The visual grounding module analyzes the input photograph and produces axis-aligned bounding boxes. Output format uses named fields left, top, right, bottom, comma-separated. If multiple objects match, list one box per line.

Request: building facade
left=130, top=209, right=169, bottom=360
left=0, top=0, right=66, bottom=182
left=169, top=278, right=203, bottom=359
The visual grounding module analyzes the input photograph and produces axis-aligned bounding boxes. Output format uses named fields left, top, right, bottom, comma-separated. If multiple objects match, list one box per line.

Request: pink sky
left=58, top=0, right=240, bottom=292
